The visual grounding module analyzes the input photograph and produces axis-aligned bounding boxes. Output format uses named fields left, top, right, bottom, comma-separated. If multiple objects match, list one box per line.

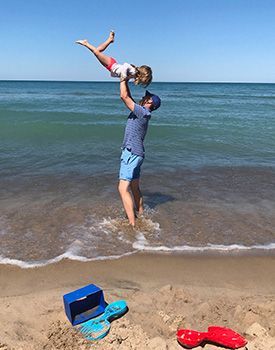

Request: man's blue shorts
left=119, top=148, right=144, bottom=181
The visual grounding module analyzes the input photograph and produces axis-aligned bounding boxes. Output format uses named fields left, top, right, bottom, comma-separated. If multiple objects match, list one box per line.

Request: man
left=118, top=78, right=161, bottom=226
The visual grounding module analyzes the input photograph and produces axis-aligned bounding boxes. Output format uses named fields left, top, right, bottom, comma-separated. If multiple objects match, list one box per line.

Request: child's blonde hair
left=132, top=65, right=152, bottom=87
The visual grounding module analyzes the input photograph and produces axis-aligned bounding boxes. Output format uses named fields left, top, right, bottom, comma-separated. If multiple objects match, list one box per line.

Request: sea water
left=0, top=81, right=274, bottom=267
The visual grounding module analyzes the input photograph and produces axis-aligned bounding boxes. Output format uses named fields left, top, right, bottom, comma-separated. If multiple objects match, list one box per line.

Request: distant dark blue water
left=0, top=81, right=274, bottom=267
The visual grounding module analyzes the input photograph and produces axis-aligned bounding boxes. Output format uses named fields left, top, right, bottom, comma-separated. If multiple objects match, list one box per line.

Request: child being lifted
left=76, top=31, right=152, bottom=87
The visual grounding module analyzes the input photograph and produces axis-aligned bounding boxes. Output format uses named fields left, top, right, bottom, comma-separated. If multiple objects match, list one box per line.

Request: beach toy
left=78, top=300, right=128, bottom=341
left=63, top=283, right=107, bottom=326
left=177, top=325, right=247, bottom=349
left=177, top=329, right=206, bottom=348
left=207, top=326, right=247, bottom=349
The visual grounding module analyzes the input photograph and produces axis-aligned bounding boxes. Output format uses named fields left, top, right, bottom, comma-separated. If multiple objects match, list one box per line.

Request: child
left=76, top=31, right=152, bottom=87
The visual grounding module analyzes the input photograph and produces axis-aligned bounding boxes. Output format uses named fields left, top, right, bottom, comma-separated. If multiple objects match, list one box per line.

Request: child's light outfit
left=106, top=57, right=136, bottom=80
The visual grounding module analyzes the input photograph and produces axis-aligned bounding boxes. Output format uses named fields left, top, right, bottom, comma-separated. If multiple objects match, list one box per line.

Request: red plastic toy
left=177, top=326, right=247, bottom=349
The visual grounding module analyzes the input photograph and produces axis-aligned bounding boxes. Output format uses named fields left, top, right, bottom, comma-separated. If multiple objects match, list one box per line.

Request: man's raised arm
left=120, top=79, right=135, bottom=112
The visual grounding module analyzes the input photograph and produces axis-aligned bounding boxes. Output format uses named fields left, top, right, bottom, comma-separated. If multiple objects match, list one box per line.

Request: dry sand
left=0, top=253, right=275, bottom=349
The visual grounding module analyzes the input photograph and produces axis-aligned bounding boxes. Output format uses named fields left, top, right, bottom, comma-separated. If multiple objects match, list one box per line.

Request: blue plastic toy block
left=63, top=284, right=107, bottom=326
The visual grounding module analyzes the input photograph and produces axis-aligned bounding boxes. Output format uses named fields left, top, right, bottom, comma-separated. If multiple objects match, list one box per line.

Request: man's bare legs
left=118, top=179, right=136, bottom=226
left=76, top=31, right=115, bottom=68
left=130, top=179, right=144, bottom=216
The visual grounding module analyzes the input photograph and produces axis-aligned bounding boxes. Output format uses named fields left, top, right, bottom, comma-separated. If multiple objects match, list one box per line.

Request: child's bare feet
left=75, top=39, right=89, bottom=46
left=109, top=30, right=115, bottom=43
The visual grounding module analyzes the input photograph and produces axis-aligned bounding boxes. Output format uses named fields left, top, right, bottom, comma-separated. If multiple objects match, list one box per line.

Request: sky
left=0, top=0, right=275, bottom=82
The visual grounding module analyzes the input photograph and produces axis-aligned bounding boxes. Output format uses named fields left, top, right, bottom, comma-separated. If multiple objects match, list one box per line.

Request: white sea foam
left=133, top=237, right=275, bottom=252
left=0, top=240, right=90, bottom=268
left=1, top=214, right=274, bottom=268
left=0, top=250, right=135, bottom=269
left=1, top=242, right=275, bottom=269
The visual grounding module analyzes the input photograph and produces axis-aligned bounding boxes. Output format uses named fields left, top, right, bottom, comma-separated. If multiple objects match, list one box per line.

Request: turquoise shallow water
left=0, top=81, right=274, bottom=266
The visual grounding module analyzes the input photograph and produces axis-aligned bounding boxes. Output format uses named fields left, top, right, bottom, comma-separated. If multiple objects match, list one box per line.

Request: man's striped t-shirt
left=122, top=103, right=151, bottom=157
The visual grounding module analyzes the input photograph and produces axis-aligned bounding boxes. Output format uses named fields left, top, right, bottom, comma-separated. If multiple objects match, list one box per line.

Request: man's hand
left=120, top=75, right=132, bottom=82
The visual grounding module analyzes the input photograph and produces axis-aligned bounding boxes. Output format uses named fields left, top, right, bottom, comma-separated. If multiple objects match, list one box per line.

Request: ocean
left=0, top=81, right=275, bottom=267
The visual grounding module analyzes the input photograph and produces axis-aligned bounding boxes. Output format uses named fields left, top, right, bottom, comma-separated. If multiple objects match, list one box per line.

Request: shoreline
left=1, top=247, right=275, bottom=270
left=1, top=253, right=274, bottom=349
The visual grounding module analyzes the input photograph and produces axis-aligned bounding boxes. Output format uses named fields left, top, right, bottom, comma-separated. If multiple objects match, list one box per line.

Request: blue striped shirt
left=122, top=103, right=151, bottom=157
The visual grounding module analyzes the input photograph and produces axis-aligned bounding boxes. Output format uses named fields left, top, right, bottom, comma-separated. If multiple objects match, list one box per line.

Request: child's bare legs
left=97, top=31, right=114, bottom=52
left=76, top=31, right=115, bottom=68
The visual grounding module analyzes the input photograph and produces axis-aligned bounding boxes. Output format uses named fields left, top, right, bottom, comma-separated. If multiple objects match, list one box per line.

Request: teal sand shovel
left=78, top=300, right=128, bottom=341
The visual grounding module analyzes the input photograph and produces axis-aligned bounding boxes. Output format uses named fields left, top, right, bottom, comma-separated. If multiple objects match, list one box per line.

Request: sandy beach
left=0, top=253, right=274, bottom=349
left=1, top=0, right=275, bottom=347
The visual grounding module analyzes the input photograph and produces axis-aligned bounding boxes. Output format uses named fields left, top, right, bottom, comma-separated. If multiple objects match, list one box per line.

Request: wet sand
left=0, top=253, right=275, bottom=349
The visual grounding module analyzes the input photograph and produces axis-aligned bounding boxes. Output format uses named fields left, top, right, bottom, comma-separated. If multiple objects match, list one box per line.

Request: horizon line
left=0, top=79, right=275, bottom=84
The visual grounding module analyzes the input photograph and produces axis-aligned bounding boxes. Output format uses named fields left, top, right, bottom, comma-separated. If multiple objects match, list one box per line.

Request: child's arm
left=120, top=79, right=135, bottom=112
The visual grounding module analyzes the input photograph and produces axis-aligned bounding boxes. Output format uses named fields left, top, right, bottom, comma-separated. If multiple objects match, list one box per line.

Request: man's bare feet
left=75, top=39, right=89, bottom=46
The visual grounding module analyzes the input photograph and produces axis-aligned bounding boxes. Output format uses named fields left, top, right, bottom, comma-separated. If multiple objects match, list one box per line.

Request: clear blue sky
left=0, top=0, right=275, bottom=82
